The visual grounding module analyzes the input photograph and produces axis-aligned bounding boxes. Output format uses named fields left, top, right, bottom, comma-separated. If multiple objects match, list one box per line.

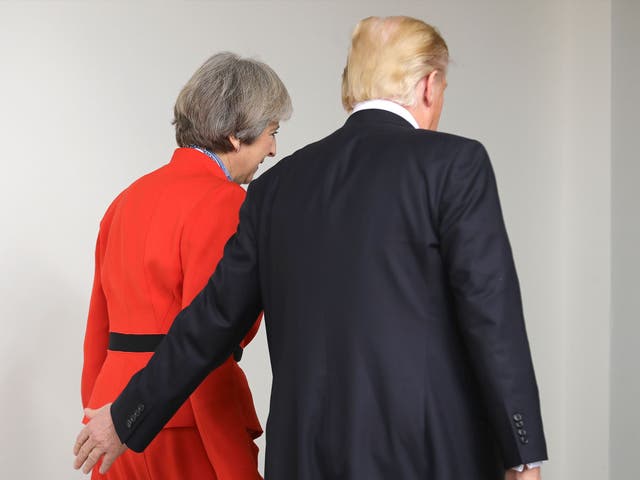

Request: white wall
left=0, top=1, right=620, bottom=478
left=558, top=1, right=612, bottom=478
left=611, top=0, right=640, bottom=477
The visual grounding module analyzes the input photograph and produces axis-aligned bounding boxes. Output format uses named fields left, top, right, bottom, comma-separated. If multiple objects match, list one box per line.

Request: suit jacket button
left=515, top=421, right=524, bottom=428
left=513, top=413, right=523, bottom=422
left=517, top=429, right=527, bottom=436
left=126, top=419, right=132, bottom=428
left=520, top=436, right=529, bottom=444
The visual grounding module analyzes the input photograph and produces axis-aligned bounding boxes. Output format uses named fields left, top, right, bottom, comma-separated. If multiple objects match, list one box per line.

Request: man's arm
left=180, top=184, right=264, bottom=464
left=73, top=182, right=263, bottom=474
left=438, top=140, right=548, bottom=469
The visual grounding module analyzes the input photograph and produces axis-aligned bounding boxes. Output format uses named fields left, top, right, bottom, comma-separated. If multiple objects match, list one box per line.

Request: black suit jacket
left=112, top=109, right=548, bottom=479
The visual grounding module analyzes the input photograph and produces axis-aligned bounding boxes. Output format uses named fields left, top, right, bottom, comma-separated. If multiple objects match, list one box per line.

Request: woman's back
left=100, top=149, right=237, bottom=334
left=82, top=149, right=263, bottom=480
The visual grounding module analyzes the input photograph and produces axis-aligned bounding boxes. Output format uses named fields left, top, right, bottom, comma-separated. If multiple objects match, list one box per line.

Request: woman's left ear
left=229, top=135, right=241, bottom=151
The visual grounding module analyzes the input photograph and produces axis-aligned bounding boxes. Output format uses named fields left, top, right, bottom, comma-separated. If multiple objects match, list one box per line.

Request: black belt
left=109, top=333, right=165, bottom=352
left=108, top=332, right=244, bottom=361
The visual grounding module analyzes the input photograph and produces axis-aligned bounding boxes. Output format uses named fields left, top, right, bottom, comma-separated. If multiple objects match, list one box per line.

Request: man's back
left=249, top=109, right=544, bottom=479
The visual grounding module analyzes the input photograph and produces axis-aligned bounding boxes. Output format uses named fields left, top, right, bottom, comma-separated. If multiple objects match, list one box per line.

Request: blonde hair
left=341, top=16, right=449, bottom=112
left=173, top=52, right=292, bottom=153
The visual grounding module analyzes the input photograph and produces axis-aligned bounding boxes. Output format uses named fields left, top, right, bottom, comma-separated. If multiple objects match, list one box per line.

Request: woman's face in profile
left=231, top=122, right=279, bottom=184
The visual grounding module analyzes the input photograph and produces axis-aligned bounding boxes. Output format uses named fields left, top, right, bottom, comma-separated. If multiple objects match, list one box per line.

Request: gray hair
left=173, top=52, right=292, bottom=153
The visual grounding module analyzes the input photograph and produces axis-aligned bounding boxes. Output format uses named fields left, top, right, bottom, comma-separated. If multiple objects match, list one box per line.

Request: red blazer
left=81, top=148, right=262, bottom=479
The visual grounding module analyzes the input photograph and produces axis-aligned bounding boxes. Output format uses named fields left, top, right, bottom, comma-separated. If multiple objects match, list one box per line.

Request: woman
left=81, top=52, right=292, bottom=479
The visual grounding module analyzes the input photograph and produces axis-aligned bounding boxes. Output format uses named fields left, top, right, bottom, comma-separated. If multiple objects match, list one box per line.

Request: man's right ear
left=424, top=70, right=441, bottom=107
left=414, top=75, right=429, bottom=108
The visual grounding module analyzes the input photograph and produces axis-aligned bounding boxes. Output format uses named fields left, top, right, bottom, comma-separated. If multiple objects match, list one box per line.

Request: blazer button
left=520, top=436, right=529, bottom=444
left=517, top=429, right=527, bottom=436
left=515, top=421, right=525, bottom=428
left=513, top=413, right=523, bottom=422
left=126, top=419, right=132, bottom=429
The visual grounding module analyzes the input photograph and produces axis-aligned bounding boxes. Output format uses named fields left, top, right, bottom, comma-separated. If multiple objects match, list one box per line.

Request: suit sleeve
left=180, top=184, right=263, bottom=469
left=438, top=140, right=548, bottom=468
left=81, top=230, right=110, bottom=408
left=110, top=180, right=264, bottom=451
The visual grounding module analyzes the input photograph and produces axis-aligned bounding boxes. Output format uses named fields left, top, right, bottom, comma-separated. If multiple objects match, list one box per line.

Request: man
left=74, top=16, right=547, bottom=480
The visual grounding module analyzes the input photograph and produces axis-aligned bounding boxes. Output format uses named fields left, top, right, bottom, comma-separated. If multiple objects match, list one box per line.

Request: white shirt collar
left=350, top=99, right=419, bottom=129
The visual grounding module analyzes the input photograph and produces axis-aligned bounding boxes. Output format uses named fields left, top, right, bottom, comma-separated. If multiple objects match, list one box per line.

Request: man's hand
left=73, top=403, right=127, bottom=474
left=505, top=466, right=542, bottom=480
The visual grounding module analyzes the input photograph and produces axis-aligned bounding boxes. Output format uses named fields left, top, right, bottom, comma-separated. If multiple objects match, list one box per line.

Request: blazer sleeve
left=438, top=140, right=548, bottom=468
left=110, top=180, right=264, bottom=451
left=81, top=229, right=110, bottom=407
